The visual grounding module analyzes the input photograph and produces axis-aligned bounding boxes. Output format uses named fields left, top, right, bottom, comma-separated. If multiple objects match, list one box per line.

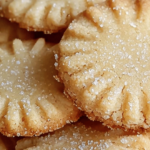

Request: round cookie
left=0, top=0, right=105, bottom=33
left=56, top=0, right=150, bottom=130
left=0, top=38, right=81, bottom=137
left=15, top=117, right=150, bottom=150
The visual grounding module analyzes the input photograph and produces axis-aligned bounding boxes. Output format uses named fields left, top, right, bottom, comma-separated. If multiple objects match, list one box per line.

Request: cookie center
left=0, top=39, right=61, bottom=103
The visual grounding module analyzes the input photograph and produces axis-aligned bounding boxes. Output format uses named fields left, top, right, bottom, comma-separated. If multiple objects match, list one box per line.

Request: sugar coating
left=16, top=117, right=150, bottom=150
left=56, top=0, right=150, bottom=130
left=0, top=38, right=81, bottom=137
left=0, top=17, right=34, bottom=42
left=0, top=0, right=105, bottom=33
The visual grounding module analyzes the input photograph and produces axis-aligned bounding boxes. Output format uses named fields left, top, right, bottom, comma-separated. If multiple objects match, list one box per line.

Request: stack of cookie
left=0, top=0, right=150, bottom=149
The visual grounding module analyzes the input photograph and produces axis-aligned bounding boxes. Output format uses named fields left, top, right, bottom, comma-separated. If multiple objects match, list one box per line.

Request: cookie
left=0, top=38, right=81, bottom=137
left=15, top=117, right=150, bottom=150
left=56, top=0, right=150, bottom=130
left=0, top=0, right=105, bottom=34
left=0, top=17, right=34, bottom=42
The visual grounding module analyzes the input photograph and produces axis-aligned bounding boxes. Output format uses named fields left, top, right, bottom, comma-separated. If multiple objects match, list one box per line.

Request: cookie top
left=56, top=0, right=150, bottom=130
left=0, top=0, right=105, bottom=33
left=15, top=117, right=150, bottom=150
left=0, top=38, right=81, bottom=137
left=0, top=17, right=34, bottom=42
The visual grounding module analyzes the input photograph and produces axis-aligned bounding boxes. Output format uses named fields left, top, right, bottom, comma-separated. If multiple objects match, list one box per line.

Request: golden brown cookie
left=56, top=0, right=150, bottom=130
left=15, top=117, right=150, bottom=150
left=0, top=38, right=81, bottom=137
left=0, top=0, right=105, bottom=33
left=0, top=17, right=34, bottom=42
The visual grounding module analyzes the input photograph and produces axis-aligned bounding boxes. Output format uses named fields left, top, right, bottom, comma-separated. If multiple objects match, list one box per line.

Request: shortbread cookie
left=15, top=117, right=150, bottom=150
left=0, top=17, right=34, bottom=42
left=0, top=0, right=105, bottom=33
left=0, top=38, right=81, bottom=137
left=56, top=0, right=150, bottom=130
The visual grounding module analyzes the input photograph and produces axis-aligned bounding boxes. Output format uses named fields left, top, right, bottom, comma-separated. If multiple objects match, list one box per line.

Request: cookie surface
left=56, top=0, right=150, bottom=130
left=0, top=17, right=34, bottom=42
left=0, top=0, right=105, bottom=33
left=0, top=38, right=81, bottom=137
left=15, top=117, right=150, bottom=150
